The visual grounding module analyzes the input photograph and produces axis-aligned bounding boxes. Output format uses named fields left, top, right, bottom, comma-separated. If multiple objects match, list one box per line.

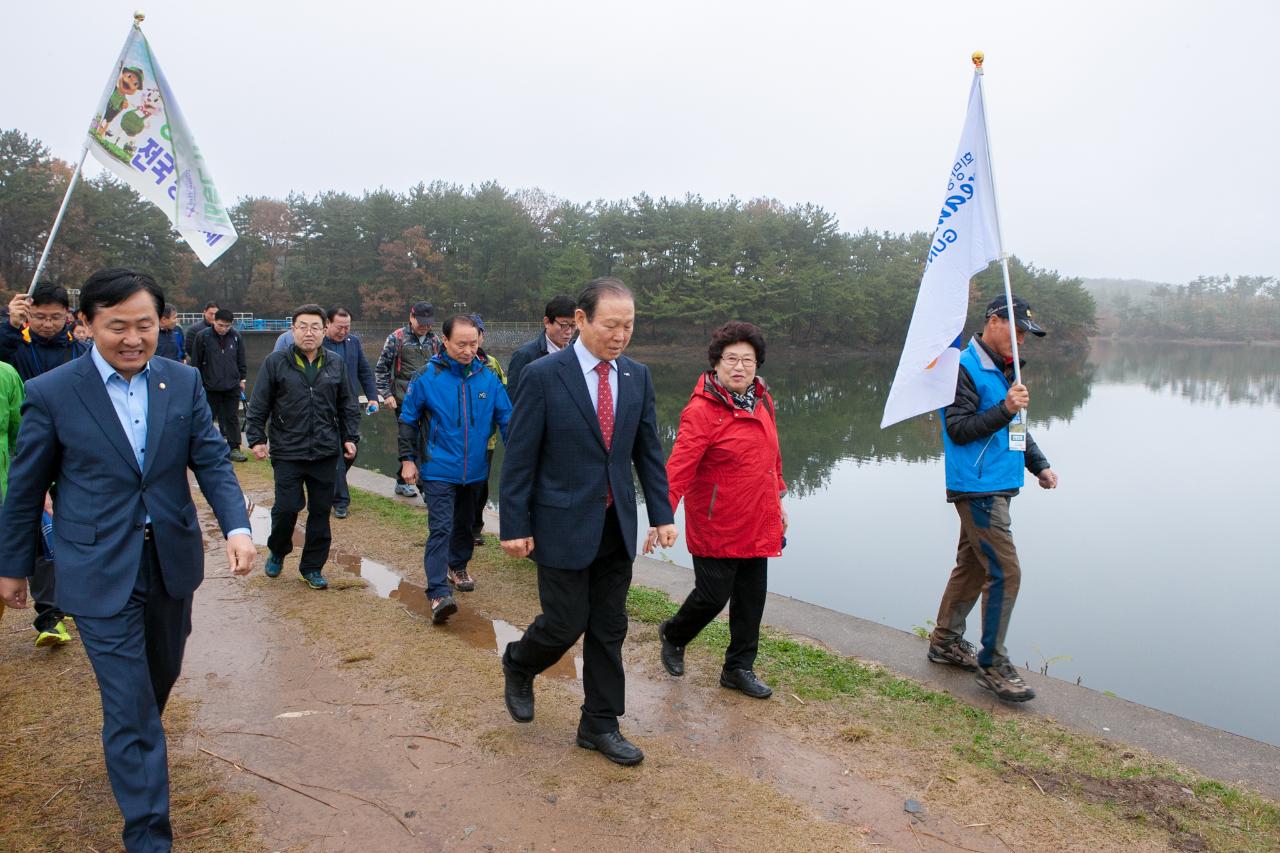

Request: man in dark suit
left=499, top=278, right=677, bottom=766
left=505, top=293, right=576, bottom=402
left=0, top=269, right=256, bottom=852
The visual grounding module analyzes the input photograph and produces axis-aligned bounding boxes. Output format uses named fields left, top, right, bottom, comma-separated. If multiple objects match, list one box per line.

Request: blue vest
left=941, top=338, right=1024, bottom=494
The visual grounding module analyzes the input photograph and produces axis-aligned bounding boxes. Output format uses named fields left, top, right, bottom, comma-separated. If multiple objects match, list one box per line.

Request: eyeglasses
left=294, top=323, right=324, bottom=333
left=30, top=313, right=66, bottom=324
left=720, top=355, right=757, bottom=368
left=551, top=320, right=575, bottom=331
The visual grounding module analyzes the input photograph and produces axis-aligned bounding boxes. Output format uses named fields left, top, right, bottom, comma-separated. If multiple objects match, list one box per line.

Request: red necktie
left=595, top=361, right=614, bottom=507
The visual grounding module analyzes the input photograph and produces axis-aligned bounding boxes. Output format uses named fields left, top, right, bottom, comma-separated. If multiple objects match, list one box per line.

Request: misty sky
left=8, top=0, right=1277, bottom=285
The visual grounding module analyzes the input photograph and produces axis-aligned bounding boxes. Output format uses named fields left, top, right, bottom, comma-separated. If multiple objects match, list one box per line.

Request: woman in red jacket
left=657, top=321, right=786, bottom=699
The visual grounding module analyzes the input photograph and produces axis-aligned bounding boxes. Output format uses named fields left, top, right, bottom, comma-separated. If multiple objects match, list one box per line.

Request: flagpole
left=972, top=52, right=1022, bottom=383
left=26, top=142, right=90, bottom=296
left=972, top=51, right=1026, bottom=422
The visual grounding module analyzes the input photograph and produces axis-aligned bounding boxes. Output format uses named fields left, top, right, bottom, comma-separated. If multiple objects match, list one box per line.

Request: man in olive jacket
left=245, top=305, right=360, bottom=589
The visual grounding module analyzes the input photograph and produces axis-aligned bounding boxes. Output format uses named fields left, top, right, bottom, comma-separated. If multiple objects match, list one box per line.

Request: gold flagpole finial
left=972, top=51, right=985, bottom=71
left=134, top=11, right=146, bottom=27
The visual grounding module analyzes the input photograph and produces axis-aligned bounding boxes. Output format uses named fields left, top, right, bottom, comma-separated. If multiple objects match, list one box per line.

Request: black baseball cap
left=410, top=301, right=435, bottom=322
left=985, top=296, right=1045, bottom=337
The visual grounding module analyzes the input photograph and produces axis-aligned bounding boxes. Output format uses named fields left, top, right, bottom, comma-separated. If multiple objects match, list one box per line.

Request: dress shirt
left=545, top=334, right=561, bottom=354
left=90, top=347, right=249, bottom=539
left=572, top=337, right=617, bottom=416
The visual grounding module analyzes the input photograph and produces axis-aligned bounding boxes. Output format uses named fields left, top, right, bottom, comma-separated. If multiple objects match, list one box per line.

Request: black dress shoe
left=658, top=620, right=685, bottom=677
left=576, top=728, right=644, bottom=766
left=502, top=653, right=534, bottom=723
left=719, top=668, right=773, bottom=699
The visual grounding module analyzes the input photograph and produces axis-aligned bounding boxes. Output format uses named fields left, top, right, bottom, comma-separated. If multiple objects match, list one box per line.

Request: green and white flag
left=87, top=23, right=237, bottom=265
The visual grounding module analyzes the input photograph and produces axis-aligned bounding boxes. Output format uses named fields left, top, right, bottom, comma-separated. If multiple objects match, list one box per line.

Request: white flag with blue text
left=880, top=74, right=1001, bottom=428
left=86, top=24, right=237, bottom=265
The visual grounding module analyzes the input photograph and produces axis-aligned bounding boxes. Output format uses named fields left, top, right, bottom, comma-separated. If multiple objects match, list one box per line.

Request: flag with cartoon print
left=87, top=23, right=237, bottom=265
left=880, top=73, right=1001, bottom=428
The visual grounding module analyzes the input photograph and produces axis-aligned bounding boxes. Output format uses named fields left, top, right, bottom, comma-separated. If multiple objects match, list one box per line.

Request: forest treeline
left=1, top=128, right=1097, bottom=345
left=1091, top=275, right=1280, bottom=342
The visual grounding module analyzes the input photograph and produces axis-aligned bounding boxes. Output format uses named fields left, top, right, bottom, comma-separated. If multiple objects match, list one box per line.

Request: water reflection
left=1092, top=340, right=1280, bottom=406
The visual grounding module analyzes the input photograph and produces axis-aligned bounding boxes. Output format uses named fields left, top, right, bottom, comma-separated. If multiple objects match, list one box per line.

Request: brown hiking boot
left=976, top=662, right=1036, bottom=702
left=927, top=638, right=979, bottom=671
left=448, top=568, right=476, bottom=592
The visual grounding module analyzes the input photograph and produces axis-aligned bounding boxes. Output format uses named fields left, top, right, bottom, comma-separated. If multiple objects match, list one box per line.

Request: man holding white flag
left=883, top=56, right=1060, bottom=702
left=925, top=295, right=1057, bottom=702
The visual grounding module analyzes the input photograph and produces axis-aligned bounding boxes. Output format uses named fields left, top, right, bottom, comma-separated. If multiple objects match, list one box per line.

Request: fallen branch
left=914, top=827, right=991, bottom=852
left=298, top=782, right=413, bottom=836
left=40, top=784, right=66, bottom=809
left=387, top=734, right=461, bottom=748
left=212, top=729, right=303, bottom=748
left=198, top=747, right=337, bottom=810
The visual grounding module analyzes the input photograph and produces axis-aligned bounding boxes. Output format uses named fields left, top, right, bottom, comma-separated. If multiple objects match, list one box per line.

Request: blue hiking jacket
left=397, top=353, right=512, bottom=485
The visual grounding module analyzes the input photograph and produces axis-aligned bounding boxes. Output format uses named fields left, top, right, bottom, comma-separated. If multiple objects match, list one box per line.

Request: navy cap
left=410, top=301, right=435, bottom=322
left=985, top=296, right=1045, bottom=337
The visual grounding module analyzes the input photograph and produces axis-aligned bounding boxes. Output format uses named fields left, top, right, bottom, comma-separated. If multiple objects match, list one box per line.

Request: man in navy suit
left=499, top=278, right=677, bottom=766
left=0, top=269, right=256, bottom=852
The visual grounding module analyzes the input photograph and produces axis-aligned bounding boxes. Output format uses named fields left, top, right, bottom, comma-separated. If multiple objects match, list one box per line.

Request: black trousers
left=470, top=449, right=495, bottom=537
left=664, top=556, right=768, bottom=671
left=505, top=507, right=632, bottom=734
left=32, top=555, right=64, bottom=632
left=205, top=388, right=241, bottom=450
left=268, top=457, right=338, bottom=574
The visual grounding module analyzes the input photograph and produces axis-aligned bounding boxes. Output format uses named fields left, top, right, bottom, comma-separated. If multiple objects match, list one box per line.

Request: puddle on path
left=245, top=501, right=581, bottom=679
left=331, top=552, right=402, bottom=597
left=388, top=578, right=581, bottom=681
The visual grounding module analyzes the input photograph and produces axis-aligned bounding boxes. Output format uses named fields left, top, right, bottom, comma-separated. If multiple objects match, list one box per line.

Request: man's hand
left=343, top=441, right=357, bottom=460
left=240, top=380, right=246, bottom=389
left=1037, top=468, right=1059, bottom=489
left=642, top=525, right=679, bottom=554
left=400, top=460, right=418, bottom=485
left=8, top=293, right=30, bottom=329
left=781, top=506, right=789, bottom=532
left=0, top=577, right=29, bottom=609
left=225, top=533, right=256, bottom=576
left=384, top=396, right=397, bottom=410
left=1004, top=383, right=1030, bottom=413
left=501, top=537, right=534, bottom=559
left=251, top=443, right=269, bottom=460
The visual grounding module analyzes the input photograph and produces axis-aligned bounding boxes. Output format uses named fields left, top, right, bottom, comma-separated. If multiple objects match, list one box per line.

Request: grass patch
left=626, top=584, right=953, bottom=705
left=348, top=486, right=427, bottom=531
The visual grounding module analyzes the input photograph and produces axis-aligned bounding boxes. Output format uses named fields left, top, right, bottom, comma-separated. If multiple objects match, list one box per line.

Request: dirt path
left=178, top=493, right=1014, bottom=852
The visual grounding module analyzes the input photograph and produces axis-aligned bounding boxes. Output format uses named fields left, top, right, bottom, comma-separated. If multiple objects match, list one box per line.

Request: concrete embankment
left=343, top=464, right=1280, bottom=799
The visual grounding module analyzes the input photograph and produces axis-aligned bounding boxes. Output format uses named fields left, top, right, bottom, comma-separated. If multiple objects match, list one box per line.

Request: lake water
left=242, top=335, right=1280, bottom=746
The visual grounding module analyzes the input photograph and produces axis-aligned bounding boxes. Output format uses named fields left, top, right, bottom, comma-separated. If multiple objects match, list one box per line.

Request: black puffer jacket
left=191, top=326, right=247, bottom=392
left=245, top=349, right=360, bottom=461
